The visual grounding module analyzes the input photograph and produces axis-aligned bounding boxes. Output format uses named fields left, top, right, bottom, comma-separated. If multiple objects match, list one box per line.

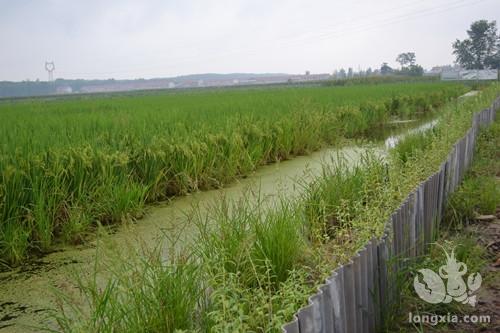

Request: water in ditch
left=0, top=117, right=437, bottom=332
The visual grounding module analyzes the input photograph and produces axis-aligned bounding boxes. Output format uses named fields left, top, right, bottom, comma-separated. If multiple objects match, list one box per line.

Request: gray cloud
left=0, top=0, right=498, bottom=81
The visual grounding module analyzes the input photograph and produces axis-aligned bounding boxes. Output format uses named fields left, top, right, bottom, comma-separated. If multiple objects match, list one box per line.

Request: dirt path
left=453, top=215, right=500, bottom=332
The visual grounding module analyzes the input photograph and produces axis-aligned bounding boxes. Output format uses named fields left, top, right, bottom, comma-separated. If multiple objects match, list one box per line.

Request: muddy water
left=385, top=119, right=438, bottom=148
left=0, top=119, right=435, bottom=332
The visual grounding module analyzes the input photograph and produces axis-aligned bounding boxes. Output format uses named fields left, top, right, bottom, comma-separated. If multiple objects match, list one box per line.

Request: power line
left=272, top=0, right=489, bottom=50
left=58, top=0, right=494, bottom=78
left=57, top=0, right=443, bottom=77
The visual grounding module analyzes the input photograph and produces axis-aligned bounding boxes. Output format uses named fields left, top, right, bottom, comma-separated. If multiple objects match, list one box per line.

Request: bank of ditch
left=387, top=118, right=500, bottom=332
left=46, top=85, right=500, bottom=332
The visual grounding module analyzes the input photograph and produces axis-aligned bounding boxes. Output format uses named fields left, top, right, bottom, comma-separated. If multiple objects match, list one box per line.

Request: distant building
left=56, top=85, right=73, bottom=94
left=425, top=64, right=460, bottom=76
left=441, top=69, right=499, bottom=81
left=289, top=73, right=331, bottom=82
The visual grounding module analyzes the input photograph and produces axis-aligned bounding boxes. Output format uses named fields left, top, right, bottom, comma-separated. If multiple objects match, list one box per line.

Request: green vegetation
left=194, top=198, right=315, bottom=332
left=0, top=82, right=465, bottom=264
left=52, top=244, right=206, bottom=333
left=445, top=122, right=500, bottom=228
left=386, top=235, right=488, bottom=332
left=453, top=19, right=500, bottom=70
left=322, top=75, right=437, bottom=87
left=49, top=84, right=500, bottom=332
left=391, top=129, right=436, bottom=165
left=387, top=113, right=500, bottom=332
left=303, top=154, right=386, bottom=243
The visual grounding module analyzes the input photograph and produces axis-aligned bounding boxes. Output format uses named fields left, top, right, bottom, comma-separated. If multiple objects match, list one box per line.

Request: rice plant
left=0, top=82, right=466, bottom=263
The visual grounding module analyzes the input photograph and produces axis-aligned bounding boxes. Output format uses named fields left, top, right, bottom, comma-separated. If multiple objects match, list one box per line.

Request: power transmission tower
left=45, top=61, right=55, bottom=82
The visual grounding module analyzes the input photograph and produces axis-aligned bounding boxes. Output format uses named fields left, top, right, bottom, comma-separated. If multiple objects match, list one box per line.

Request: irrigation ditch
left=281, top=97, right=500, bottom=332
left=0, top=118, right=439, bottom=331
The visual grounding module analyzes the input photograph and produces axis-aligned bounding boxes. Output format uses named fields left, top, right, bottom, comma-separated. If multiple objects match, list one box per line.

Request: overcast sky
left=0, top=0, right=499, bottom=81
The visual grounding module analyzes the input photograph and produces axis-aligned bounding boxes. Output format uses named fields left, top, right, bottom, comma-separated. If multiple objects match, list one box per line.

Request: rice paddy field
left=44, top=83, right=499, bottom=333
left=0, top=82, right=468, bottom=265
left=2, top=80, right=500, bottom=333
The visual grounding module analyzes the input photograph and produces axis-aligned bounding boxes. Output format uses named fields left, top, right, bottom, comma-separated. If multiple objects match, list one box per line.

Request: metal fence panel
left=298, top=304, right=315, bottom=333
left=343, top=261, right=358, bottom=333
left=331, top=266, right=346, bottom=333
left=319, top=282, right=333, bottom=333
left=353, top=253, right=364, bottom=333
left=283, top=316, right=300, bottom=333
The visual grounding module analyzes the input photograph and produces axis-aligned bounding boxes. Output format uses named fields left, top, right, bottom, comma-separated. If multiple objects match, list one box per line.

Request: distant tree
left=380, top=62, right=393, bottom=75
left=396, top=52, right=416, bottom=67
left=486, top=54, right=500, bottom=69
left=347, top=67, right=354, bottom=78
left=453, top=20, right=500, bottom=69
left=366, top=67, right=373, bottom=76
left=338, top=68, right=347, bottom=78
left=395, top=52, right=424, bottom=76
left=400, top=64, right=424, bottom=76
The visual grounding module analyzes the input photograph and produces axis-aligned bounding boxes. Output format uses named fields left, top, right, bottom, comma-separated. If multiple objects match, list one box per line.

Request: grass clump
left=445, top=176, right=499, bottom=227
left=391, top=129, right=436, bottom=165
left=303, top=154, right=387, bottom=242
left=252, top=202, right=306, bottom=285
left=386, top=235, right=488, bottom=332
left=51, top=244, right=205, bottom=333
left=195, top=196, right=308, bottom=290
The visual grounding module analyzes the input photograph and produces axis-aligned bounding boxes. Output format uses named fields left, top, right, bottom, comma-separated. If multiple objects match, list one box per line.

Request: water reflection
left=384, top=119, right=438, bottom=149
